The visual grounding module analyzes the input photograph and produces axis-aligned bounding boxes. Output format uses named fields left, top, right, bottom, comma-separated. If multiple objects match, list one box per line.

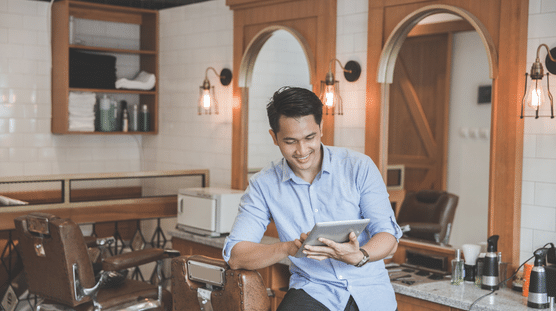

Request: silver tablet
left=294, top=219, right=370, bottom=258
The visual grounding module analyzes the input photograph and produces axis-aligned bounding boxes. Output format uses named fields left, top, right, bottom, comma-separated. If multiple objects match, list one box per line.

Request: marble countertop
left=169, top=229, right=540, bottom=311
left=392, top=280, right=539, bottom=311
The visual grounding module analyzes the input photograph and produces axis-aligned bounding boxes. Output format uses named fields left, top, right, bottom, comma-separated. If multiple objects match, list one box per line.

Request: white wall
left=521, top=0, right=556, bottom=264
left=335, top=0, right=368, bottom=153
left=153, top=0, right=233, bottom=188
left=0, top=0, right=142, bottom=178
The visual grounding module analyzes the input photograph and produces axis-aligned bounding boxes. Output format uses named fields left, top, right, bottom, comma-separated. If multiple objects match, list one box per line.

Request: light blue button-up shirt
left=223, top=145, right=402, bottom=311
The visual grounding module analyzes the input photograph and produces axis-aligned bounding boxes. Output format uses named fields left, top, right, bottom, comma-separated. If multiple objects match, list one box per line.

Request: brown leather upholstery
left=172, top=255, right=270, bottom=311
left=396, top=190, right=459, bottom=244
left=14, top=212, right=172, bottom=310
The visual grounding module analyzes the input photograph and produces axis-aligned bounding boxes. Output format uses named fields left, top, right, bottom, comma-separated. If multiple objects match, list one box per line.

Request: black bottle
left=482, top=235, right=500, bottom=290
left=528, top=248, right=550, bottom=309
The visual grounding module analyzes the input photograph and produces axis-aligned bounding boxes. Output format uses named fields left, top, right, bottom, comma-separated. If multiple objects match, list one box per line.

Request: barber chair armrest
left=102, top=248, right=178, bottom=271
left=84, top=236, right=115, bottom=248
left=400, top=222, right=442, bottom=234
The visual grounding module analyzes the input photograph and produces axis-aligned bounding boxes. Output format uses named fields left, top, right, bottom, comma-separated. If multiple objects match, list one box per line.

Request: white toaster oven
left=177, top=187, right=244, bottom=237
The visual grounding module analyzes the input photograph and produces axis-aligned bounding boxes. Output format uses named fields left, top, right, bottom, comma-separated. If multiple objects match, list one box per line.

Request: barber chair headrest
left=25, top=212, right=60, bottom=236
left=187, top=259, right=227, bottom=287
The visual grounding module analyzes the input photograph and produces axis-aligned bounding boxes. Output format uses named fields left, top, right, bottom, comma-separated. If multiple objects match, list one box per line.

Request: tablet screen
left=294, top=219, right=370, bottom=258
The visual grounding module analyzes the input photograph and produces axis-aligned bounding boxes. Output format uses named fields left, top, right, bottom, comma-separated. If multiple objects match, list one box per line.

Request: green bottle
left=140, top=104, right=150, bottom=132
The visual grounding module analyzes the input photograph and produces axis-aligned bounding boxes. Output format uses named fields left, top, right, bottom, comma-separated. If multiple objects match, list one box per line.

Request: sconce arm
left=328, top=58, right=351, bottom=74
left=204, top=67, right=233, bottom=86
left=537, top=43, right=556, bottom=63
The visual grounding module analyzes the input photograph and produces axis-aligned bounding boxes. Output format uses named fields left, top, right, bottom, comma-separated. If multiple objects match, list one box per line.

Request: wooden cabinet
left=51, top=0, right=158, bottom=134
left=396, top=294, right=464, bottom=311
left=171, top=237, right=290, bottom=311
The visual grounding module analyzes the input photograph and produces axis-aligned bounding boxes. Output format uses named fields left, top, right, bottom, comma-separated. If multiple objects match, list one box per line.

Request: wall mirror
left=247, top=30, right=312, bottom=179
left=367, top=1, right=527, bottom=268
left=386, top=13, right=491, bottom=248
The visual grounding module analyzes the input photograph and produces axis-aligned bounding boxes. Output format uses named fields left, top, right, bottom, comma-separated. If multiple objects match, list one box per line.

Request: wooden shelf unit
left=51, top=0, right=159, bottom=134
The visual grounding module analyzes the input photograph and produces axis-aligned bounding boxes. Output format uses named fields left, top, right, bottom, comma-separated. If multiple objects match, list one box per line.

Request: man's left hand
left=302, top=231, right=363, bottom=265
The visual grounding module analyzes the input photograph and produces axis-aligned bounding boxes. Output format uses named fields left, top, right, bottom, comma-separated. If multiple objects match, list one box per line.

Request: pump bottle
left=482, top=235, right=500, bottom=290
left=528, top=248, right=550, bottom=309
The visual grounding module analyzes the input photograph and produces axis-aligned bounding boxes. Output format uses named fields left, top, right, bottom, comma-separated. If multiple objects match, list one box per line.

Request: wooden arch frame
left=365, top=0, right=528, bottom=268
left=227, top=0, right=338, bottom=190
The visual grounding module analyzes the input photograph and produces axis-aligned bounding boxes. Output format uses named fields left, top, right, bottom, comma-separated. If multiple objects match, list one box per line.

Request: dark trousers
left=276, top=288, right=359, bottom=311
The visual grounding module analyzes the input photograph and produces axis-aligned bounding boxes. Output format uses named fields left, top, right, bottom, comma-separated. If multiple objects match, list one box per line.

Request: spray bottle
left=528, top=248, right=550, bottom=309
left=482, top=235, right=500, bottom=290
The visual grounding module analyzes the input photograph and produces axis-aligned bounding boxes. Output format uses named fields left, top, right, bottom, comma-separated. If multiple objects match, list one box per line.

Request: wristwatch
left=355, top=248, right=369, bottom=267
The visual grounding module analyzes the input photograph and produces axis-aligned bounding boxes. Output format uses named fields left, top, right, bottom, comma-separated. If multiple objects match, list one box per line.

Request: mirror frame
left=227, top=0, right=338, bottom=190
left=365, top=0, right=528, bottom=269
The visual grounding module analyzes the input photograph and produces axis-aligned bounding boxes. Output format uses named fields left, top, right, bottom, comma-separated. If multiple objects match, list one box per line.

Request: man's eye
left=285, top=141, right=295, bottom=145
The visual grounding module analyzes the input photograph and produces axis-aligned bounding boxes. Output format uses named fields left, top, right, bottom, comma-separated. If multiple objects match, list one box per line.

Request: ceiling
left=37, top=0, right=211, bottom=10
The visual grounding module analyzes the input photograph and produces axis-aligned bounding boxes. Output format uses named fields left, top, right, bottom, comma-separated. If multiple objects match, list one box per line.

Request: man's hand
left=301, top=231, right=363, bottom=265
left=287, top=231, right=309, bottom=256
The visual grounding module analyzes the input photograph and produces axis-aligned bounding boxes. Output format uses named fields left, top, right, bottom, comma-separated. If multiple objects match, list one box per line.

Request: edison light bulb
left=203, top=90, right=211, bottom=109
left=324, top=85, right=335, bottom=107
left=525, top=78, right=550, bottom=111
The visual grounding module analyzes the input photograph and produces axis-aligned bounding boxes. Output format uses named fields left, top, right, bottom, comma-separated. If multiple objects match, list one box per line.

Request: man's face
left=270, top=115, right=323, bottom=178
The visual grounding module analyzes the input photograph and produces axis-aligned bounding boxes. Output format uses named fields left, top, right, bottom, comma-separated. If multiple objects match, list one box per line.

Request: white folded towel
left=68, top=91, right=96, bottom=131
left=116, top=71, right=156, bottom=90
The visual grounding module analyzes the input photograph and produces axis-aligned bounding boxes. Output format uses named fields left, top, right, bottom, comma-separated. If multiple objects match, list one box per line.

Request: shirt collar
left=280, top=144, right=330, bottom=183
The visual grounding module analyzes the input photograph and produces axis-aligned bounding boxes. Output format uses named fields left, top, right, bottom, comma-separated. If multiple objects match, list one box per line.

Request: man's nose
left=296, top=141, right=307, bottom=154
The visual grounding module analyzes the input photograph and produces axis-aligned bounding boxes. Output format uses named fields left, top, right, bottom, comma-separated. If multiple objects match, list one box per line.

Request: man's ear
left=269, top=129, right=278, bottom=146
left=319, top=121, right=324, bottom=137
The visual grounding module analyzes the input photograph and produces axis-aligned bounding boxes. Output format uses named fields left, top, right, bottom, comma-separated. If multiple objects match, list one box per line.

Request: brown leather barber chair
left=396, top=190, right=459, bottom=245
left=14, top=212, right=179, bottom=311
left=172, top=255, right=271, bottom=311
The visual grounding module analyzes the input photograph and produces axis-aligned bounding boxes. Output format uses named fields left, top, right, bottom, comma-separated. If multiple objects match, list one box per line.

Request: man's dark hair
left=266, top=86, right=323, bottom=134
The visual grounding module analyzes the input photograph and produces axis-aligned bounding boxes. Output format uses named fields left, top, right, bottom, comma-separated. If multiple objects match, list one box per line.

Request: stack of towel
left=68, top=92, right=96, bottom=132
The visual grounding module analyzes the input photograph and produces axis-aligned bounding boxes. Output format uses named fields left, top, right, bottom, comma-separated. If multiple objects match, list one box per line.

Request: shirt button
left=314, top=209, right=318, bottom=212
left=348, top=286, right=352, bottom=290
left=338, top=275, right=343, bottom=279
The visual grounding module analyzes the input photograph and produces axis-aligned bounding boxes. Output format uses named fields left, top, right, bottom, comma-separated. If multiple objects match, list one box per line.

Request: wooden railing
left=0, top=169, right=209, bottom=230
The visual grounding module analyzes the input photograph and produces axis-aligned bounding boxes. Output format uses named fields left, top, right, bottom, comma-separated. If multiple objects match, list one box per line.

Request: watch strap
left=355, top=248, right=369, bottom=267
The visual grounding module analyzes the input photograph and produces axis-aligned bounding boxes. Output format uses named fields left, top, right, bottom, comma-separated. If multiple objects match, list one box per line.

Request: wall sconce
left=198, top=67, right=232, bottom=115
left=521, top=44, right=556, bottom=119
left=319, top=59, right=361, bottom=115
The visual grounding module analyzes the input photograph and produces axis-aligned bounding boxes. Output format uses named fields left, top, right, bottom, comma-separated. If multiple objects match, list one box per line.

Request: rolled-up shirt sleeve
left=358, top=158, right=403, bottom=241
left=222, top=181, right=271, bottom=263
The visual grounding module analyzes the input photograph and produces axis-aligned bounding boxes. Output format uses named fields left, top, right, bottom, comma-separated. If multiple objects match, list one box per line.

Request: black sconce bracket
left=220, top=68, right=233, bottom=86
left=343, top=60, right=361, bottom=82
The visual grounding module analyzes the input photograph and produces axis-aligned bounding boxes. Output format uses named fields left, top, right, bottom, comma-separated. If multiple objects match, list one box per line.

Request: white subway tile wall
left=0, top=0, right=142, bottom=178
left=151, top=0, right=233, bottom=187
left=335, top=0, right=367, bottom=154
left=521, top=0, right=556, bottom=263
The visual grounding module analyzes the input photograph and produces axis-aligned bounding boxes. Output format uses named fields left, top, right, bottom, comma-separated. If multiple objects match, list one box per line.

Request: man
left=223, top=87, right=402, bottom=311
